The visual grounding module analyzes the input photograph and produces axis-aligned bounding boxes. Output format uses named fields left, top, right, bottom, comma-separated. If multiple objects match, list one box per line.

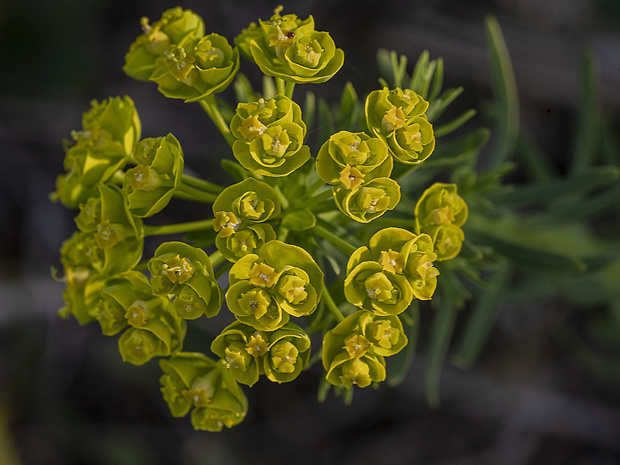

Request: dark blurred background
left=1, top=0, right=620, bottom=464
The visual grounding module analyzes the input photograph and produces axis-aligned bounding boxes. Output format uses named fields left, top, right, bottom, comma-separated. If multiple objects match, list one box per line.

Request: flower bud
left=262, top=323, right=311, bottom=383
left=148, top=241, right=222, bottom=319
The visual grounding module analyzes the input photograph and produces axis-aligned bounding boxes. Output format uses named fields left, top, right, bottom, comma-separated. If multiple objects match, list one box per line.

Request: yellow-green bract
left=365, top=87, right=435, bottom=165
left=226, top=240, right=324, bottom=331
left=123, top=135, right=184, bottom=218
left=316, top=131, right=392, bottom=187
left=414, top=183, right=468, bottom=260
left=148, top=241, right=223, bottom=319
left=159, top=353, right=248, bottom=431
left=235, top=7, right=344, bottom=84
left=347, top=227, right=439, bottom=301
left=53, top=96, right=141, bottom=208
left=231, top=94, right=310, bottom=176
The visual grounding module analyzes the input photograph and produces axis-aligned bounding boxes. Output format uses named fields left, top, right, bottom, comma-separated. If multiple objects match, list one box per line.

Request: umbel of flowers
left=53, top=5, right=470, bottom=432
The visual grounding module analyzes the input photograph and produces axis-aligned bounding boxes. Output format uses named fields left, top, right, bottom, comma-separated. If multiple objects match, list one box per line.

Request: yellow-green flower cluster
left=322, top=310, right=408, bottom=388
left=235, top=6, right=344, bottom=83
left=230, top=95, right=311, bottom=177
left=54, top=4, right=478, bottom=433
left=226, top=240, right=324, bottom=331
left=53, top=96, right=141, bottom=208
left=414, top=183, right=468, bottom=260
left=160, top=353, right=248, bottom=431
left=123, top=135, right=184, bottom=218
left=124, top=7, right=240, bottom=101
left=365, top=87, right=435, bottom=165
left=211, top=321, right=311, bottom=385
left=212, top=178, right=280, bottom=261
left=344, top=228, right=439, bottom=315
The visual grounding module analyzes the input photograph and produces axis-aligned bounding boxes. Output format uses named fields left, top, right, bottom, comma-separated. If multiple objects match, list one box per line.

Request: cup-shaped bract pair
left=75, top=184, right=144, bottom=275
left=149, top=33, right=240, bottom=102
left=231, top=95, right=310, bottom=176
left=148, top=242, right=223, bottom=319
left=57, top=231, right=102, bottom=325
left=211, top=321, right=311, bottom=386
left=54, top=96, right=141, bottom=208
left=124, top=7, right=205, bottom=81
left=159, top=353, right=248, bottom=431
left=316, top=131, right=393, bottom=189
left=414, top=183, right=468, bottom=261
left=124, top=8, right=239, bottom=102
left=123, top=135, right=184, bottom=217
left=366, top=87, right=435, bottom=165
left=322, top=310, right=408, bottom=389
left=212, top=178, right=280, bottom=261
left=333, top=177, right=401, bottom=223
left=345, top=228, right=439, bottom=315
left=235, top=7, right=344, bottom=84
left=89, top=271, right=185, bottom=366
left=226, top=241, right=324, bottom=331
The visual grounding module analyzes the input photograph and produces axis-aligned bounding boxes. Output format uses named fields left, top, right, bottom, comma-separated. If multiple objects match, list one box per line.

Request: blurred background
left=1, top=0, right=620, bottom=464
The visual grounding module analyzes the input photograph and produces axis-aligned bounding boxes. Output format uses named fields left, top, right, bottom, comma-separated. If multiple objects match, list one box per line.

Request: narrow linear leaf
left=425, top=284, right=459, bottom=407
left=528, top=183, right=620, bottom=227
left=569, top=49, right=600, bottom=175
left=410, top=50, right=430, bottom=93
left=451, top=260, right=512, bottom=368
left=465, top=228, right=587, bottom=272
left=387, top=302, right=420, bottom=386
left=485, top=15, right=519, bottom=168
left=516, top=128, right=557, bottom=183
left=303, top=91, right=316, bottom=133
left=317, top=98, right=336, bottom=148
left=427, top=87, right=464, bottom=122
left=435, top=109, right=477, bottom=137
left=427, top=57, right=444, bottom=103
left=490, top=166, right=619, bottom=205
left=233, top=72, right=255, bottom=103
left=601, top=117, right=620, bottom=166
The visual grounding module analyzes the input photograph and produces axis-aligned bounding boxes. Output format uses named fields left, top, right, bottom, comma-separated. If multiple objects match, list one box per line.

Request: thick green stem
left=175, top=182, right=218, bottom=203
left=209, top=249, right=226, bottom=268
left=143, top=218, right=214, bottom=236
left=322, top=287, right=344, bottom=323
left=372, top=217, right=415, bottom=229
left=285, top=80, right=296, bottom=99
left=312, top=224, right=358, bottom=256
left=181, top=174, right=224, bottom=194
left=298, top=188, right=333, bottom=209
left=275, top=77, right=286, bottom=96
left=199, top=95, right=235, bottom=148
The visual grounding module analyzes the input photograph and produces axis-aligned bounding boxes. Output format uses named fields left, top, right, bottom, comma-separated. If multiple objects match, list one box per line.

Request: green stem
left=199, top=95, right=235, bottom=148
left=278, top=225, right=289, bottom=243
left=371, top=217, right=415, bottom=229
left=181, top=174, right=224, bottom=194
left=143, top=219, right=214, bottom=236
left=175, top=182, right=218, bottom=203
left=275, top=77, right=286, bottom=95
left=298, top=188, right=333, bottom=209
left=209, top=249, right=226, bottom=268
left=322, top=287, right=344, bottom=323
left=285, top=80, right=296, bottom=99
left=312, top=224, right=358, bottom=256
left=274, top=184, right=290, bottom=209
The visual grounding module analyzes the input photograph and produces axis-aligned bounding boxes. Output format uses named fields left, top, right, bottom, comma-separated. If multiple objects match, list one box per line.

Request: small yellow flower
left=245, top=331, right=270, bottom=357
left=379, top=249, right=404, bottom=274
left=343, top=334, right=372, bottom=359
left=339, top=165, right=364, bottom=190
left=248, top=263, right=278, bottom=287
left=161, top=255, right=194, bottom=284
